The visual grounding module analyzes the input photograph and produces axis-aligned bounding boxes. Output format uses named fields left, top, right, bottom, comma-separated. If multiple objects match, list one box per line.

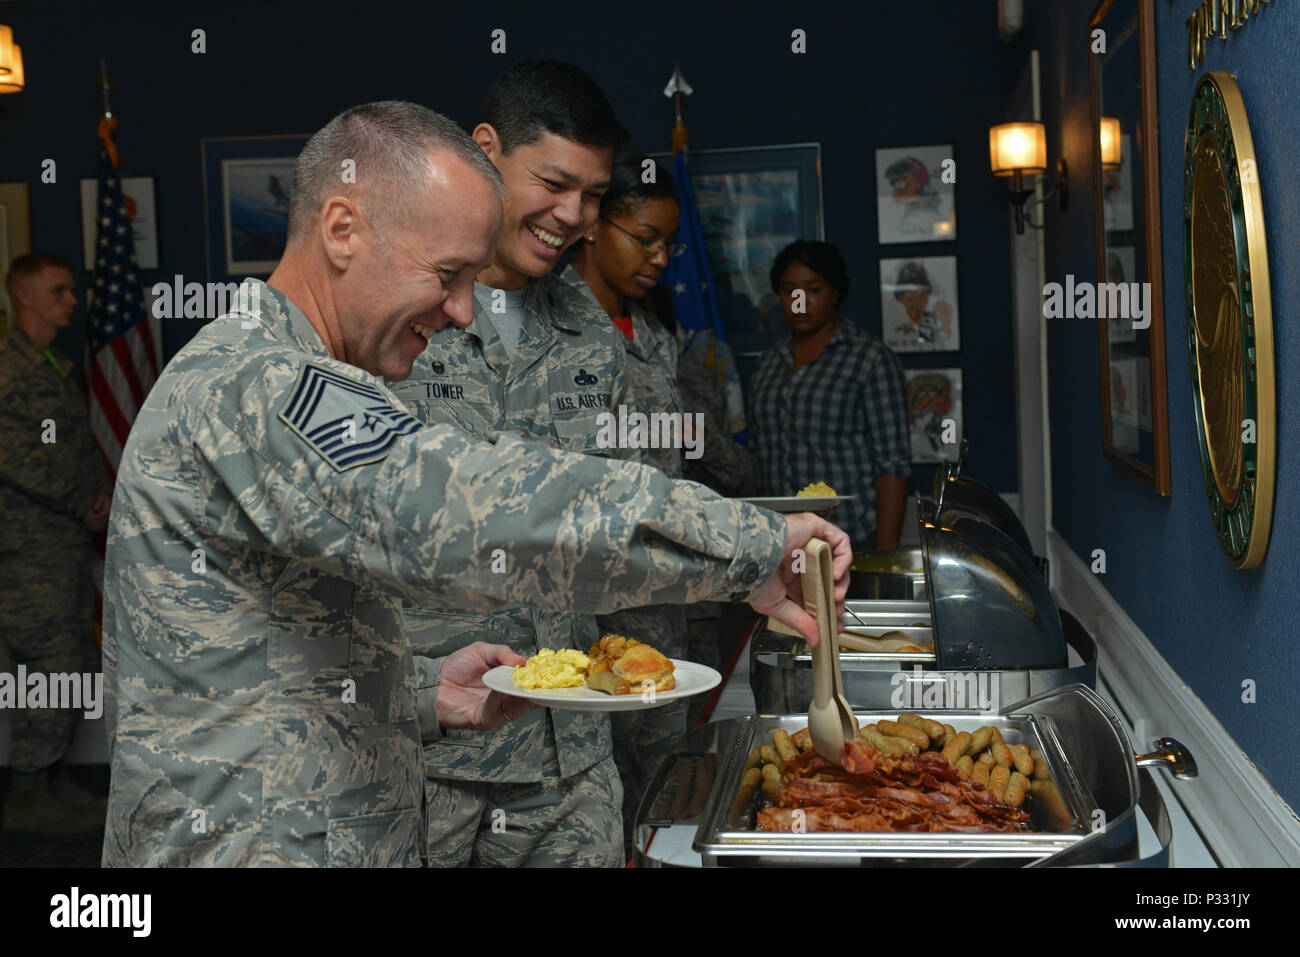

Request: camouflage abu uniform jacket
left=102, top=279, right=787, bottom=867
left=563, top=268, right=690, bottom=657
left=558, top=270, right=682, bottom=480
left=0, top=327, right=110, bottom=556
left=387, top=274, right=634, bottom=784
left=675, top=340, right=757, bottom=498
left=614, top=299, right=682, bottom=479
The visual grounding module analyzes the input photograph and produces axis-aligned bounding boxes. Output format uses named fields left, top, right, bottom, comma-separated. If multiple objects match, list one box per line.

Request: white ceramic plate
left=741, top=495, right=855, bottom=512
left=483, top=658, right=722, bottom=712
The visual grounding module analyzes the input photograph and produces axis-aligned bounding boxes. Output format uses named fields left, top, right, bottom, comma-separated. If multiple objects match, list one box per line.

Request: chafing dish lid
left=932, top=439, right=1036, bottom=560
left=933, top=471, right=1036, bottom=559
left=920, top=496, right=1066, bottom=669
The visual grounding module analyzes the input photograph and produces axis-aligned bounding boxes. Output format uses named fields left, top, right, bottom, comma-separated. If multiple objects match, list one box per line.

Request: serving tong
left=766, top=597, right=874, bottom=638
left=803, top=538, right=858, bottom=761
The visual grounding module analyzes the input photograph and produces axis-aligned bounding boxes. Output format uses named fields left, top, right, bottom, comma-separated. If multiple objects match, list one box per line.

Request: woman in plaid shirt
left=749, top=241, right=911, bottom=552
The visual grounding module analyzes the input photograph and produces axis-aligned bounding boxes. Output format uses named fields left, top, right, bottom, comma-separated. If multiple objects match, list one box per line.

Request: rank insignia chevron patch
left=278, top=363, right=422, bottom=471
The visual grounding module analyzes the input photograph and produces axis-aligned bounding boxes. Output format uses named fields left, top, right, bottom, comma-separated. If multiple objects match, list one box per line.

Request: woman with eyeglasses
left=563, top=153, right=689, bottom=857
left=565, top=152, right=687, bottom=478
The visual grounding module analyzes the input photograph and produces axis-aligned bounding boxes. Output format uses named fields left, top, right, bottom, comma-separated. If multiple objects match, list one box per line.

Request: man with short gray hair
left=288, top=101, right=506, bottom=244
left=102, top=100, right=850, bottom=867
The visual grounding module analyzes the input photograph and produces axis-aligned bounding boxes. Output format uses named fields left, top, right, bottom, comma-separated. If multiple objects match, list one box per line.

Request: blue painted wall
left=1016, top=0, right=1300, bottom=811
left=0, top=0, right=1020, bottom=494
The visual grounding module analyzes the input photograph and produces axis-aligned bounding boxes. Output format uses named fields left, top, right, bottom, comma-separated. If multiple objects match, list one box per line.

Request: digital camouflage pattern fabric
left=102, top=279, right=786, bottom=866
left=422, top=754, right=623, bottom=867
left=563, top=271, right=695, bottom=848
left=0, top=328, right=109, bottom=772
left=675, top=341, right=757, bottom=498
left=388, top=273, right=631, bottom=788
left=390, top=273, right=630, bottom=865
left=672, top=329, right=760, bottom=698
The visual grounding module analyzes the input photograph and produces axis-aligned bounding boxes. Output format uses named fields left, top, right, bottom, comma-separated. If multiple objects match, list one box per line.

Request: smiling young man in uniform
left=102, top=100, right=852, bottom=867
left=387, top=62, right=644, bottom=868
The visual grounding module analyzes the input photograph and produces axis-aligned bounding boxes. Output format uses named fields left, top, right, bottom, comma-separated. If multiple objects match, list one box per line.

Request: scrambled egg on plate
left=797, top=481, right=837, bottom=497
left=513, top=648, right=590, bottom=689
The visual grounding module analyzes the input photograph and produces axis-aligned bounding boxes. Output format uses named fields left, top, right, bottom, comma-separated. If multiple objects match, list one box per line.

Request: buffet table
left=634, top=631, right=1216, bottom=868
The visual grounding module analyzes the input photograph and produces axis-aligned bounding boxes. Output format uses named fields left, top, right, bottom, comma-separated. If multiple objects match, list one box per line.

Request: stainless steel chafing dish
left=633, top=684, right=1194, bottom=867
left=932, top=440, right=1045, bottom=576
left=752, top=488, right=1092, bottom=711
left=846, top=462, right=1046, bottom=600
left=849, top=548, right=927, bottom=600
left=751, top=602, right=1096, bottom=713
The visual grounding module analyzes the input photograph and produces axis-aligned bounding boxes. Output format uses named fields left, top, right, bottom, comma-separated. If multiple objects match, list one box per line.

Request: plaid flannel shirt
left=748, top=319, right=911, bottom=548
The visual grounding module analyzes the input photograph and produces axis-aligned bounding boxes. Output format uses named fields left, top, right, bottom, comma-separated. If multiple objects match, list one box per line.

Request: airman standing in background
left=1, top=254, right=112, bottom=836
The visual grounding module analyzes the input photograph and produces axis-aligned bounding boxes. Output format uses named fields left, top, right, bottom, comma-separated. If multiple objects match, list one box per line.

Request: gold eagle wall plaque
left=1183, top=71, right=1275, bottom=568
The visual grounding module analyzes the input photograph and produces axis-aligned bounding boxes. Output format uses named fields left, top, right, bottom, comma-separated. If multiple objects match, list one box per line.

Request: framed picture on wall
left=1109, top=357, right=1141, bottom=454
left=80, top=176, right=159, bottom=271
left=201, top=135, right=309, bottom=284
left=1104, top=245, right=1137, bottom=344
left=905, top=367, right=963, bottom=463
left=879, top=255, right=960, bottom=353
left=649, top=143, right=824, bottom=355
left=0, top=181, right=32, bottom=338
left=875, top=145, right=956, bottom=244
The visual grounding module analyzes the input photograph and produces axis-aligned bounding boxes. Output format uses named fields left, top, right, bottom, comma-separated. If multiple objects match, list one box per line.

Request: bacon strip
left=757, top=737, right=1030, bottom=834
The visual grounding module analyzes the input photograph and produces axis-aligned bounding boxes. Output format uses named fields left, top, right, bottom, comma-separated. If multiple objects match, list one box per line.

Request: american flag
left=85, top=137, right=163, bottom=641
left=86, top=143, right=162, bottom=476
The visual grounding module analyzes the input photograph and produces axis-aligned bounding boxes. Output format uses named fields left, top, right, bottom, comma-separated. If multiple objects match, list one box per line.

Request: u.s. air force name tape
left=278, top=362, right=421, bottom=471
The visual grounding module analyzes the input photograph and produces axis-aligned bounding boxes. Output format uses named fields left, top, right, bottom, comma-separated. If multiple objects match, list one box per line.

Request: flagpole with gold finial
left=97, top=58, right=118, bottom=168
left=663, top=64, right=692, bottom=154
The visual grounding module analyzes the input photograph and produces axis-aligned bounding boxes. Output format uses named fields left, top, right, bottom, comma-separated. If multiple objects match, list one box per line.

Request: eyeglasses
left=600, top=216, right=686, bottom=259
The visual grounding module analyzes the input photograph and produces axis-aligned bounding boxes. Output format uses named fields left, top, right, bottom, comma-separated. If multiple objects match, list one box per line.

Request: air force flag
left=663, top=149, right=747, bottom=442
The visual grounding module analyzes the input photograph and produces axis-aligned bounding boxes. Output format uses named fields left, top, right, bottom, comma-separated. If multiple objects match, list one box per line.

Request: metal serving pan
left=632, top=723, right=1180, bottom=869
left=699, top=712, right=1085, bottom=866
left=751, top=604, right=1096, bottom=713
left=690, top=684, right=1194, bottom=868
left=849, top=549, right=927, bottom=600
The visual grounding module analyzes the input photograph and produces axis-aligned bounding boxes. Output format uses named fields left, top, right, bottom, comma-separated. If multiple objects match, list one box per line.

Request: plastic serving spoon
left=804, top=538, right=859, bottom=762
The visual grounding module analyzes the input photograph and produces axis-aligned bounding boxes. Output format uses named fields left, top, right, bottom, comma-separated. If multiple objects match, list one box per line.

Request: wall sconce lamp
left=989, top=121, right=1066, bottom=235
left=0, top=26, right=25, bottom=93
left=1099, top=116, right=1122, bottom=170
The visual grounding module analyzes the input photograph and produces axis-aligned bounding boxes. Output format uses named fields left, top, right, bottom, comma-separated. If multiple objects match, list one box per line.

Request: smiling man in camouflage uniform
left=102, top=101, right=851, bottom=868
left=390, top=63, right=640, bottom=868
